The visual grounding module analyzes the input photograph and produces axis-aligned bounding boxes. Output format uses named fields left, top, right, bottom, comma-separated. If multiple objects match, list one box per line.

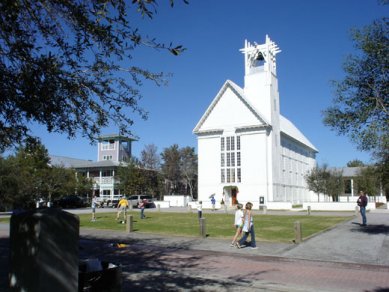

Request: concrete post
left=199, top=218, right=206, bottom=238
left=129, top=204, right=133, bottom=210
left=9, top=209, right=79, bottom=292
left=188, top=205, right=192, bottom=213
left=126, top=215, right=133, bottom=233
left=157, top=204, right=160, bottom=212
left=263, top=206, right=267, bottom=214
left=224, top=204, right=227, bottom=213
left=294, top=221, right=302, bottom=244
left=307, top=206, right=311, bottom=215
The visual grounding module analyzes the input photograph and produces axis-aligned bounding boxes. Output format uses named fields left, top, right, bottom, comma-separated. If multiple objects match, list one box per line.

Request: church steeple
left=240, top=34, right=281, bottom=77
left=240, top=35, right=281, bottom=124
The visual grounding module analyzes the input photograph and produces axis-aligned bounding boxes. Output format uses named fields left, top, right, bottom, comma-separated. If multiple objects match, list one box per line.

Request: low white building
left=193, top=36, right=318, bottom=208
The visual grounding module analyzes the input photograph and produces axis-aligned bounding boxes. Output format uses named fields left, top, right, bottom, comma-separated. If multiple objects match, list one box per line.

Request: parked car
left=54, top=195, right=87, bottom=209
left=96, top=196, right=121, bottom=208
left=128, top=195, right=154, bottom=208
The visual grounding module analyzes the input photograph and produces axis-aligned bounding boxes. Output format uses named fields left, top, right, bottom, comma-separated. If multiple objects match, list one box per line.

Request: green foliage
left=323, top=16, right=388, bottom=159
left=325, top=169, right=344, bottom=202
left=0, top=139, right=91, bottom=210
left=78, top=211, right=350, bottom=242
left=305, top=164, right=344, bottom=201
left=347, top=159, right=365, bottom=167
left=161, top=144, right=182, bottom=194
left=354, top=166, right=382, bottom=196
left=179, top=147, right=197, bottom=199
left=160, top=144, right=198, bottom=197
left=118, top=161, right=162, bottom=197
left=0, top=0, right=188, bottom=151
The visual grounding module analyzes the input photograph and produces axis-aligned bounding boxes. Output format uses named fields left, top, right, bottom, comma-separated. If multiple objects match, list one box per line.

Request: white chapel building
left=193, top=36, right=318, bottom=208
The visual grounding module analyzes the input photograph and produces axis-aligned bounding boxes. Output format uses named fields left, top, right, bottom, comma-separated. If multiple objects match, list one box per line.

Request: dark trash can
left=79, top=260, right=121, bottom=292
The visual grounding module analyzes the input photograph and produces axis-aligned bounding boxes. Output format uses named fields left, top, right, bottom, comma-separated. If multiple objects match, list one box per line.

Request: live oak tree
left=323, top=16, right=388, bottom=160
left=118, top=159, right=162, bottom=197
left=0, top=0, right=187, bottom=152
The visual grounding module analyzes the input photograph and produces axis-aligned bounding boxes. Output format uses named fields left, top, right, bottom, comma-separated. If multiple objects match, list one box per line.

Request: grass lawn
left=80, top=211, right=352, bottom=243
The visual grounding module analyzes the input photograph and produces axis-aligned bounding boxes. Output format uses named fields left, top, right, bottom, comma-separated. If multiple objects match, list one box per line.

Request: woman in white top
left=230, top=204, right=244, bottom=247
left=236, top=202, right=257, bottom=249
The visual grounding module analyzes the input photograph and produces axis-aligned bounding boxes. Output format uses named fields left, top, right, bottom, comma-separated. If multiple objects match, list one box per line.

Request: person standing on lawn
left=236, top=202, right=257, bottom=249
left=139, top=199, right=147, bottom=219
left=230, top=203, right=244, bottom=247
left=91, top=195, right=98, bottom=222
left=116, top=196, right=129, bottom=222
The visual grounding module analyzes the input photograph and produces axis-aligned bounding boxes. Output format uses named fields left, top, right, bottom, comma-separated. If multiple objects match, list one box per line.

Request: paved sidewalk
left=1, top=209, right=388, bottom=291
left=1, top=209, right=388, bottom=265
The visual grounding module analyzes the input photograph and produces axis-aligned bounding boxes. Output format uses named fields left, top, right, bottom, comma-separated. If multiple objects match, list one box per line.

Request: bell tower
left=240, top=35, right=283, bottom=198
left=240, top=35, right=281, bottom=123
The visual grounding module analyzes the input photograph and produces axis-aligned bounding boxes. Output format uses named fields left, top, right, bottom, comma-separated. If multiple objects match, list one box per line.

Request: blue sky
left=30, top=0, right=387, bottom=167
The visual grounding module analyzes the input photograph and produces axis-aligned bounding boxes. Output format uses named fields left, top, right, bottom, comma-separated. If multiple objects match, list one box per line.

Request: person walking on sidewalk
left=231, top=203, right=244, bottom=247
left=236, top=202, right=257, bottom=249
left=116, top=196, right=129, bottom=222
left=357, top=191, right=368, bottom=226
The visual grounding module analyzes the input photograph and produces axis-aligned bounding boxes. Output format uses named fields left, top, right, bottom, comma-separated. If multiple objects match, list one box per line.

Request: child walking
left=230, top=203, right=244, bottom=247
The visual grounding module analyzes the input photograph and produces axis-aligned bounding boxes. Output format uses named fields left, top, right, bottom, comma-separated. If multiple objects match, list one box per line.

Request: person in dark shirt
left=357, top=191, right=368, bottom=226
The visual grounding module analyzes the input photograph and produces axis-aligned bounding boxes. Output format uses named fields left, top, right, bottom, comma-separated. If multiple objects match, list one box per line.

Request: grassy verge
left=80, top=211, right=352, bottom=243
left=0, top=211, right=352, bottom=243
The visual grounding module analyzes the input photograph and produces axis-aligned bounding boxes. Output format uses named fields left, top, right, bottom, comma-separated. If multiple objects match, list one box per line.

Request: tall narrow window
left=220, top=135, right=242, bottom=183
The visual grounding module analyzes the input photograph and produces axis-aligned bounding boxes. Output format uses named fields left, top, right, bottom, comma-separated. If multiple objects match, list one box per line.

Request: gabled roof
left=280, top=116, right=318, bottom=152
left=49, top=155, right=93, bottom=168
left=193, top=80, right=270, bottom=133
left=49, top=155, right=127, bottom=169
left=193, top=80, right=317, bottom=152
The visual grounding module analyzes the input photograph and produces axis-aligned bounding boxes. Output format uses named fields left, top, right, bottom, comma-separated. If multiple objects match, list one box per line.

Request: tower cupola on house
left=97, top=134, right=136, bottom=162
